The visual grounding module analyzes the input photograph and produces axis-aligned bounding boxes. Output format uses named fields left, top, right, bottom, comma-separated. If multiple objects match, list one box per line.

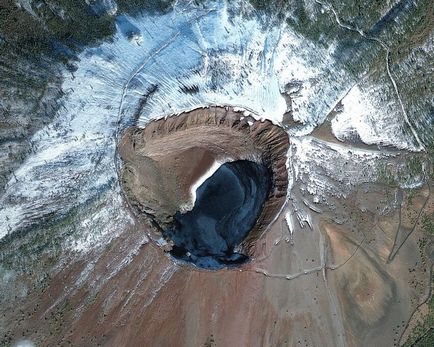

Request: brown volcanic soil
left=117, top=106, right=289, bottom=255
left=2, top=110, right=433, bottom=347
left=1, top=181, right=433, bottom=347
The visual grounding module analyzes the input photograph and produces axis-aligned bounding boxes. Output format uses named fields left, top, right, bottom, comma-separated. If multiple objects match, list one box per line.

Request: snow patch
left=331, top=85, right=416, bottom=150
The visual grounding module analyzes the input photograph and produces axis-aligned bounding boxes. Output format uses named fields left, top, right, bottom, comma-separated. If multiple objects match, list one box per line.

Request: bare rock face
left=118, top=106, right=289, bottom=262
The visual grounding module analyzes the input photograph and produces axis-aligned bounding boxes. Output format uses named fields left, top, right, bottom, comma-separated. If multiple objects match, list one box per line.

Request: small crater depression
left=118, top=106, right=289, bottom=269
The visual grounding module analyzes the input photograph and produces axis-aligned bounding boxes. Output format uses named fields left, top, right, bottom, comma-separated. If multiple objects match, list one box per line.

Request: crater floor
left=165, top=160, right=271, bottom=269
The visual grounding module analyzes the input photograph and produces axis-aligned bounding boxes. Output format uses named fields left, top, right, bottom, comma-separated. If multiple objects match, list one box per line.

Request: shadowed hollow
left=165, top=160, right=271, bottom=269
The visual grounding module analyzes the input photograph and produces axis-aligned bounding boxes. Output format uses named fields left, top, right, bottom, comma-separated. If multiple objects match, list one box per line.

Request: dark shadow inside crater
left=163, top=160, right=271, bottom=270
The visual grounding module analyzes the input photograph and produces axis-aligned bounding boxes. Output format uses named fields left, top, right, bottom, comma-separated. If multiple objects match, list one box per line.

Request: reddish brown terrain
left=1, top=108, right=433, bottom=347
